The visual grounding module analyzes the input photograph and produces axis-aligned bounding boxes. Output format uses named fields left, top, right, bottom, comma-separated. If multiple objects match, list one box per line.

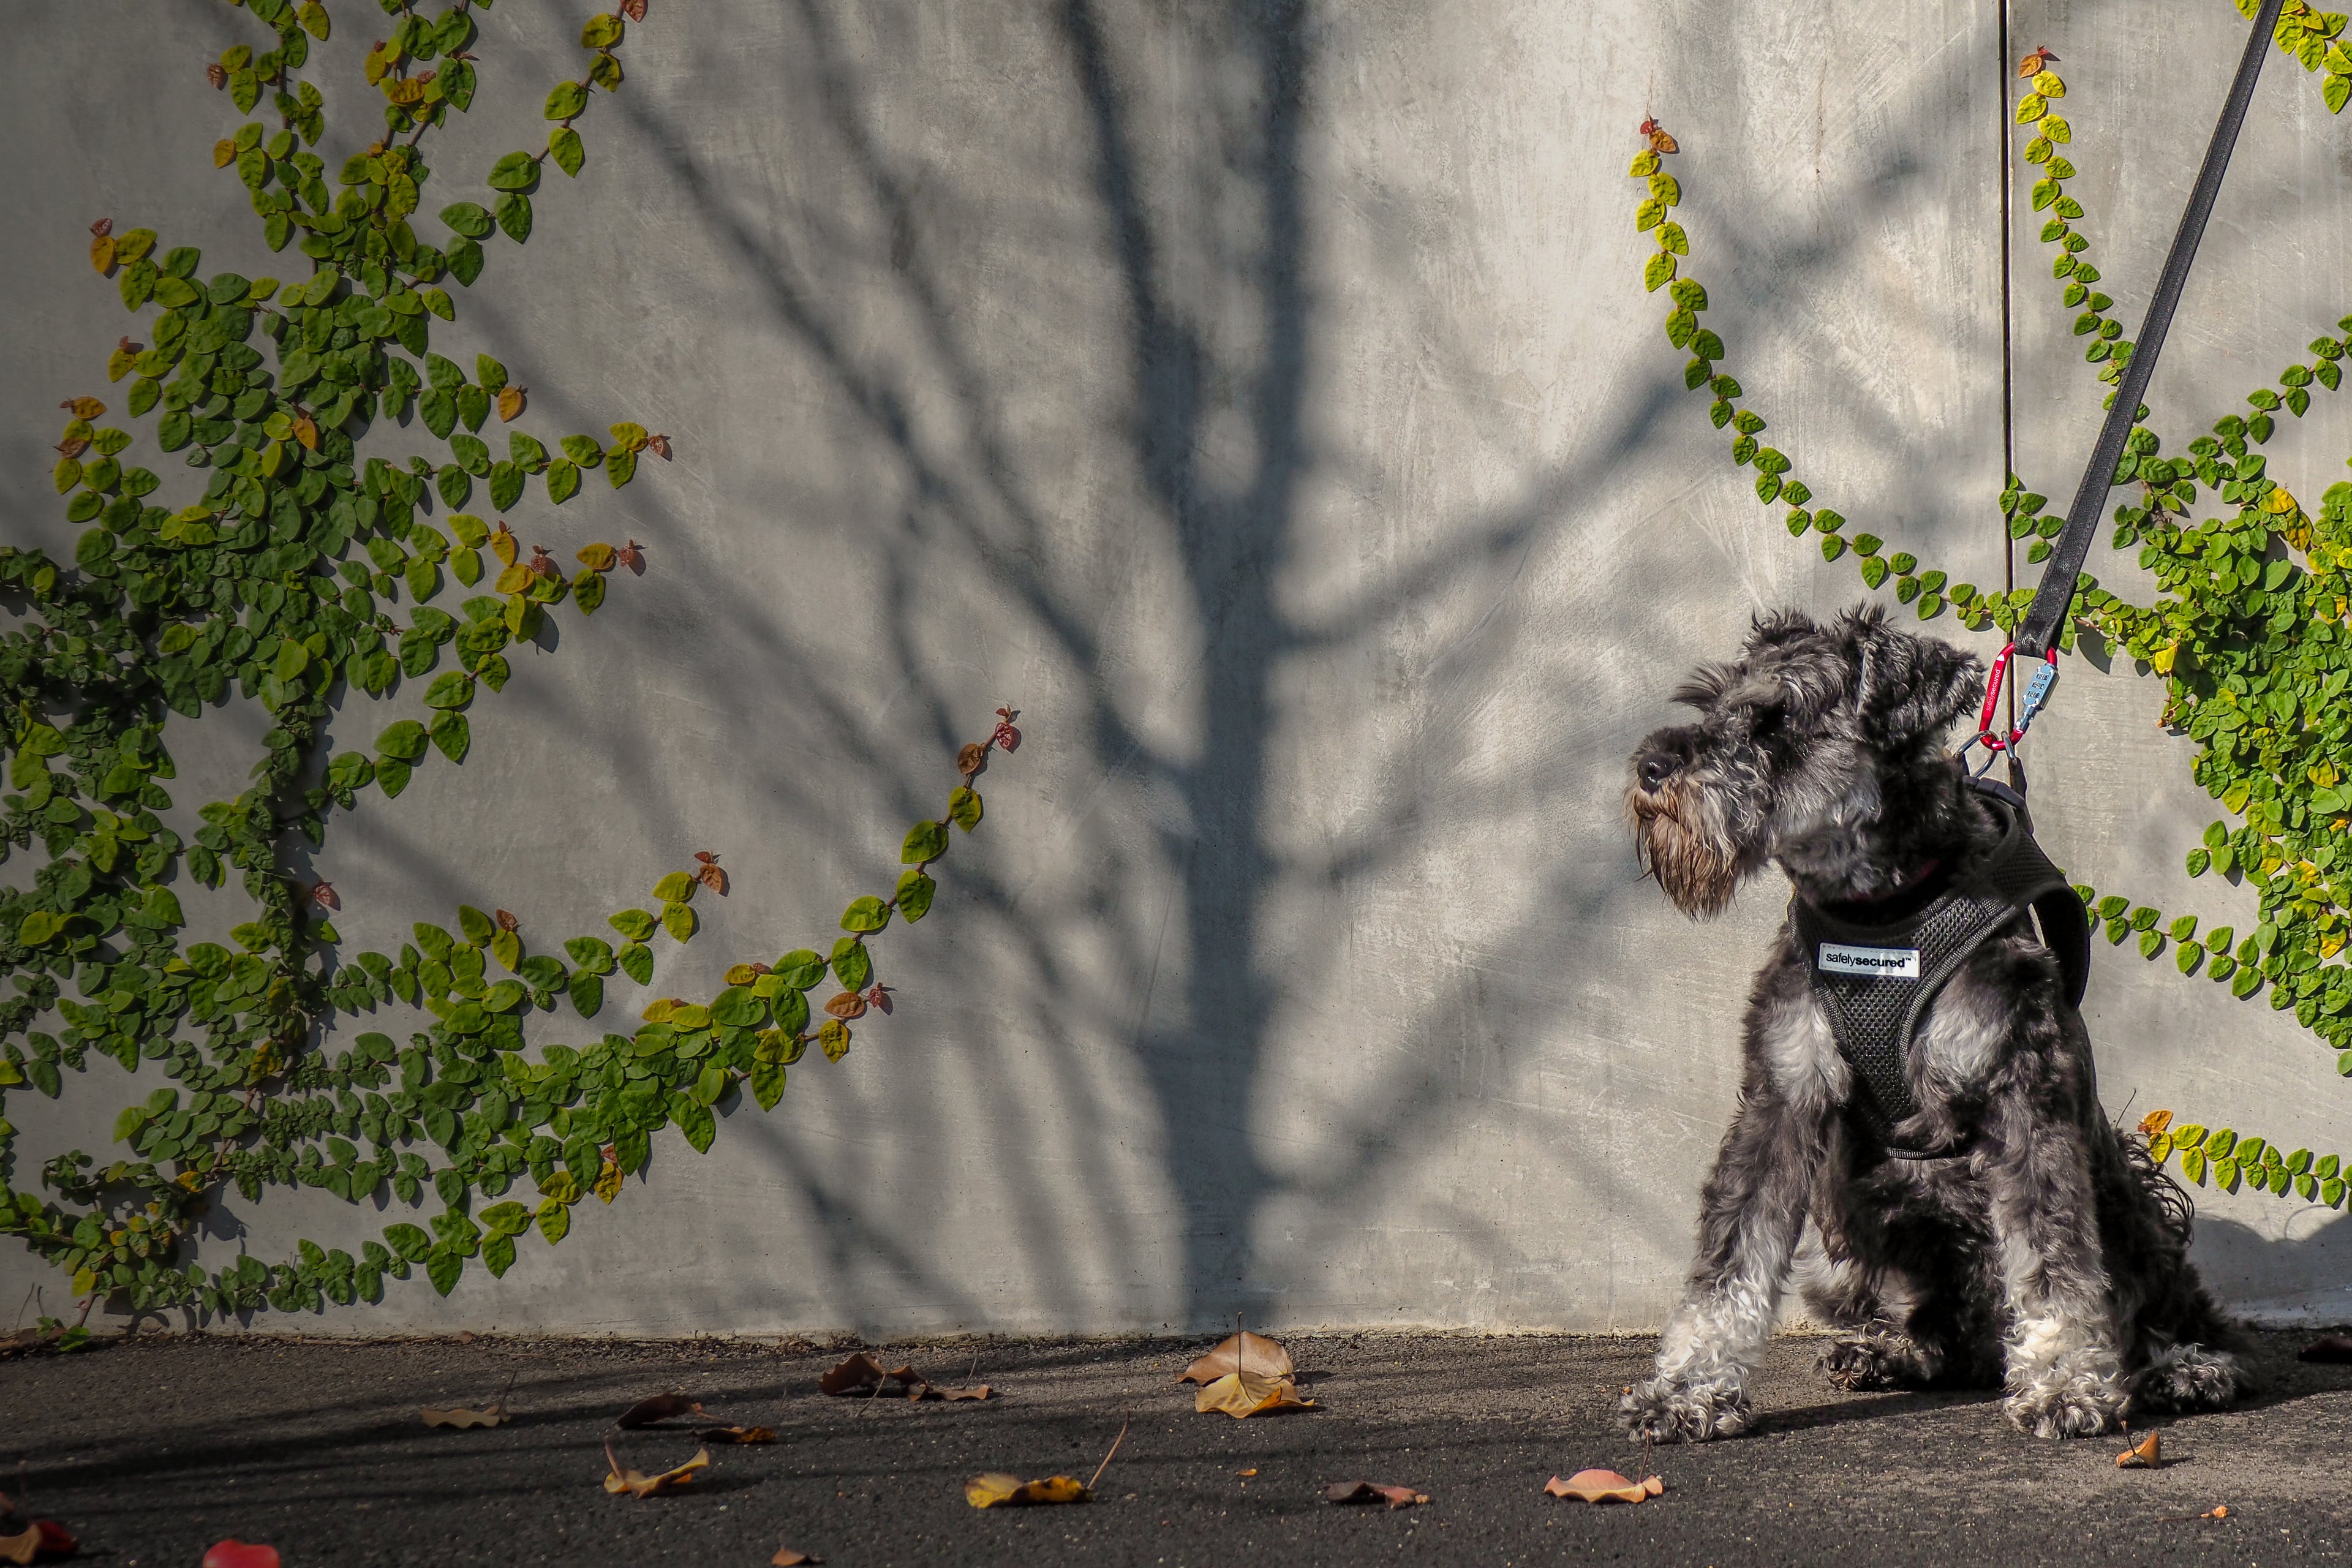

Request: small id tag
left=1818, top=942, right=1920, bottom=979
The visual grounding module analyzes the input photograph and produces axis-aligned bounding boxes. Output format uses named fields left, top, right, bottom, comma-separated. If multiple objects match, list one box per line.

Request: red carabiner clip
left=1973, top=643, right=2017, bottom=753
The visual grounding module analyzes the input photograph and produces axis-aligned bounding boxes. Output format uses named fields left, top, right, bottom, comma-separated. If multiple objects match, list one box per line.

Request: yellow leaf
left=65, top=397, right=106, bottom=420
left=491, top=526, right=519, bottom=566
left=91, top=235, right=116, bottom=273
left=214, top=138, right=236, bottom=168
left=2150, top=641, right=2177, bottom=674
left=965, top=1473, right=1089, bottom=1508
left=594, top=1157, right=623, bottom=1203
left=1193, top=1370, right=1314, bottom=1419
left=494, top=562, right=534, bottom=594
left=2033, top=69, right=2066, bottom=97
left=603, top=1444, right=709, bottom=1498
left=2265, top=483, right=2300, bottom=514
left=577, top=542, right=617, bottom=571
left=498, top=385, right=527, bottom=421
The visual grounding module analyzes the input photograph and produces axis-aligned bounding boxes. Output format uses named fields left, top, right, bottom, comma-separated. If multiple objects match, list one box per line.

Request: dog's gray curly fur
left=1621, top=606, right=2247, bottom=1442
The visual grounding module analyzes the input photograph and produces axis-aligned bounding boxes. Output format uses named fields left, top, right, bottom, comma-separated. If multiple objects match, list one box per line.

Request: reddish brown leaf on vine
left=1326, top=1481, right=1428, bottom=1509
left=616, top=1392, right=704, bottom=1428
left=956, top=742, right=987, bottom=778
left=61, top=398, right=105, bottom=420
left=621, top=0, right=649, bottom=20
left=992, top=706, right=1022, bottom=752
left=617, top=539, right=646, bottom=572
left=529, top=546, right=558, bottom=580
left=2018, top=47, right=2060, bottom=77
left=823, top=991, right=867, bottom=1021
left=206, top=62, right=228, bottom=89
left=645, top=433, right=672, bottom=460
left=694, top=851, right=727, bottom=894
left=89, top=217, right=113, bottom=238
left=494, top=908, right=519, bottom=931
left=119, top=336, right=141, bottom=355
left=864, top=984, right=891, bottom=1015
left=311, top=881, right=340, bottom=911
left=53, top=438, right=89, bottom=461
left=1638, top=116, right=1678, bottom=154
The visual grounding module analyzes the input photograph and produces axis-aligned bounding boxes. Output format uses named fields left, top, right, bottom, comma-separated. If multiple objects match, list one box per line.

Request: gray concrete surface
left=0, top=0, right=2345, bottom=1338
left=6, top=1330, right=2350, bottom=1567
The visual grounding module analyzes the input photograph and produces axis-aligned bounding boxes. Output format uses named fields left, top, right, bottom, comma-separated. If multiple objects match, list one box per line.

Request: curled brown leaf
left=771, top=1550, right=821, bottom=1567
left=494, top=908, right=519, bottom=931
left=616, top=1392, right=704, bottom=1428
left=1544, top=1469, right=1663, bottom=1504
left=1180, top=1330, right=1294, bottom=1385
left=421, top=1404, right=505, bottom=1428
left=90, top=217, right=113, bottom=238
left=53, top=438, right=89, bottom=461
left=823, top=992, right=867, bottom=1021
left=2116, top=1429, right=2162, bottom=1469
left=956, top=742, right=987, bottom=777
left=1325, top=1481, right=1427, bottom=1509
left=603, top=1442, right=709, bottom=1498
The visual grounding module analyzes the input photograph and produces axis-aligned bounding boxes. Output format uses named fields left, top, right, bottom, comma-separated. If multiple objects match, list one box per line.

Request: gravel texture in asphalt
left=5, top=1329, right=2348, bottom=1566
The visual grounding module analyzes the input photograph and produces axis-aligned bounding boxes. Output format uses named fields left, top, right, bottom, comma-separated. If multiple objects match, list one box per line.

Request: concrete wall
left=1, top=0, right=2343, bottom=1336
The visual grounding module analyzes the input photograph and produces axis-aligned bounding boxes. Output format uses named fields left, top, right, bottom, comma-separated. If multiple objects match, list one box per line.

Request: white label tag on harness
left=1818, top=942, right=1920, bottom=979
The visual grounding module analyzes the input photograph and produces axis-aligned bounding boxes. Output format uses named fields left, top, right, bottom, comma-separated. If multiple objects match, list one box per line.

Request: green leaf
left=559, top=434, right=605, bottom=468
left=430, top=710, right=470, bottom=762
left=458, top=905, right=496, bottom=946
left=617, top=942, right=653, bottom=986
left=549, top=126, right=586, bottom=177
left=896, top=869, right=937, bottom=921
left=830, top=937, right=872, bottom=992
left=771, top=949, right=827, bottom=990
left=545, top=458, right=579, bottom=504
left=653, top=871, right=698, bottom=903
left=609, top=908, right=657, bottom=941
left=377, top=719, right=430, bottom=763
left=426, top=1248, right=463, bottom=1295
left=491, top=928, right=521, bottom=973
left=948, top=786, right=982, bottom=831
left=423, top=671, right=475, bottom=709
left=751, top=1063, right=788, bottom=1110
left=902, top=819, right=949, bottom=864
left=662, top=902, right=696, bottom=942
left=545, top=81, right=589, bottom=120
left=440, top=202, right=495, bottom=238
left=481, top=1200, right=532, bottom=1237
left=1643, top=251, right=1676, bottom=292
left=494, top=191, right=533, bottom=243
left=486, top=151, right=538, bottom=192
left=841, top=895, right=892, bottom=933
left=384, top=1223, right=432, bottom=1262
left=710, top=986, right=766, bottom=1028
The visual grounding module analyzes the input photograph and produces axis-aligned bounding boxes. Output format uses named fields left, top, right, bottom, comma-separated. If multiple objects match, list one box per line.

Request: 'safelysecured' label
left=1817, top=942, right=1920, bottom=979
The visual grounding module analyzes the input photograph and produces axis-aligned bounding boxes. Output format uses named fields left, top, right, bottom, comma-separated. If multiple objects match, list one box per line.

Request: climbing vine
left=1, top=0, right=1020, bottom=1319
left=1627, top=0, right=2352, bottom=1208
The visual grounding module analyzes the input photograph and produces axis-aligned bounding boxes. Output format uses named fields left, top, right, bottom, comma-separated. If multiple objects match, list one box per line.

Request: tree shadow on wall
left=571, top=0, right=2010, bottom=1335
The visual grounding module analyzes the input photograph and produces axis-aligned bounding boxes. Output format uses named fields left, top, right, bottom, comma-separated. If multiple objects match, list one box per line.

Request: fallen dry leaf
left=2299, top=1334, right=2352, bottom=1363
left=616, top=1393, right=704, bottom=1428
left=0, top=1514, right=77, bottom=1566
left=421, top=1404, right=507, bottom=1429
left=603, top=1443, right=709, bottom=1499
left=817, top=1351, right=989, bottom=1401
left=771, top=1550, right=821, bottom=1567
left=1193, top=1371, right=1314, bottom=1419
left=201, top=1544, right=279, bottom=1568
left=699, top=1425, right=777, bottom=1445
left=965, top=1473, right=1088, bottom=1508
left=1180, top=1330, right=1294, bottom=1385
left=1545, top=1469, right=1664, bottom=1504
left=1325, top=1480, right=1428, bottom=1509
left=496, top=385, right=526, bottom=422
left=2116, top=1429, right=2162, bottom=1469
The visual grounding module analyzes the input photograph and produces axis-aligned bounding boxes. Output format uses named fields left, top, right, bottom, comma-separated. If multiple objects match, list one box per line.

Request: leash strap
left=2015, top=0, right=2284, bottom=661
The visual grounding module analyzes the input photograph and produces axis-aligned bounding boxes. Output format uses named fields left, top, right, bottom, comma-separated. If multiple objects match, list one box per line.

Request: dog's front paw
left=1817, top=1330, right=1939, bottom=1392
left=1619, top=1375, right=1751, bottom=1442
left=2133, top=1344, right=2249, bottom=1413
left=2002, top=1374, right=2126, bottom=1439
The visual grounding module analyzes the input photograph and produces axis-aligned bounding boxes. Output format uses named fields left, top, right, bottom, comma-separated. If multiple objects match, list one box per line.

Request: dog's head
left=1627, top=605, right=1984, bottom=915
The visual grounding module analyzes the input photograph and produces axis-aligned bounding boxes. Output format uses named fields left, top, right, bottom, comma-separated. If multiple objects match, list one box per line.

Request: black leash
left=1977, top=0, right=2283, bottom=752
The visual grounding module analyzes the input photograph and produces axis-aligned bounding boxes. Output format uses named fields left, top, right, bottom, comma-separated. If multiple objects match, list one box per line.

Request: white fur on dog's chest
left=1760, top=952, right=2007, bottom=1114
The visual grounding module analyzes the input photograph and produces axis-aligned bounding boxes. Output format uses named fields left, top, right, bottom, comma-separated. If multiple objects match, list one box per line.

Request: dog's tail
left=2118, top=1126, right=2196, bottom=1244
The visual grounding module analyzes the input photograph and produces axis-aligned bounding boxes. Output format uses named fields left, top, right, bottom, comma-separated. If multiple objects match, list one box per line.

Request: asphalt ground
left=4, top=1328, right=2348, bottom=1567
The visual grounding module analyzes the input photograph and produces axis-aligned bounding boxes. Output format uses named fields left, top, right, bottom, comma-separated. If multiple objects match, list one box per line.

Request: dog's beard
left=1629, top=785, right=1744, bottom=917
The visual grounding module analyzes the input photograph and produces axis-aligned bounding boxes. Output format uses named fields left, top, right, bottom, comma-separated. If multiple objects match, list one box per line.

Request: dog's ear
left=1845, top=610, right=1984, bottom=748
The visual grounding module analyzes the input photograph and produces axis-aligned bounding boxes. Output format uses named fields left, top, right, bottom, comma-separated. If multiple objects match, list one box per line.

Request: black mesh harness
left=1790, top=780, right=2090, bottom=1159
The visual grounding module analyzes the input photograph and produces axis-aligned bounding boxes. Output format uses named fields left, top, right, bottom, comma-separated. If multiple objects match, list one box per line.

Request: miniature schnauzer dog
left=1621, top=606, right=2244, bottom=1441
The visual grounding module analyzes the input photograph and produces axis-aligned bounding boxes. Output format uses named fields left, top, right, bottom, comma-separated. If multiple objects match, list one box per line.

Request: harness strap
left=1793, top=782, right=2088, bottom=1159
left=2016, top=0, right=2283, bottom=661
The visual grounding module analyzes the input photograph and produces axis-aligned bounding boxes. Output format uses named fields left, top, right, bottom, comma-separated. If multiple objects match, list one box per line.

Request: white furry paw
left=2002, top=1375, right=2126, bottom=1439
left=1619, top=1375, right=1751, bottom=1442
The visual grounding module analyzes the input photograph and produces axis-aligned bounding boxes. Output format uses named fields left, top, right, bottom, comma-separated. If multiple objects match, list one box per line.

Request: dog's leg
left=1983, top=1107, right=2128, bottom=1438
left=1622, top=1084, right=1819, bottom=1442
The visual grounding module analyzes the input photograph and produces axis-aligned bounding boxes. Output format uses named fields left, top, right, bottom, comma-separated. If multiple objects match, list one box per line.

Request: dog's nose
left=1638, top=753, right=1680, bottom=793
